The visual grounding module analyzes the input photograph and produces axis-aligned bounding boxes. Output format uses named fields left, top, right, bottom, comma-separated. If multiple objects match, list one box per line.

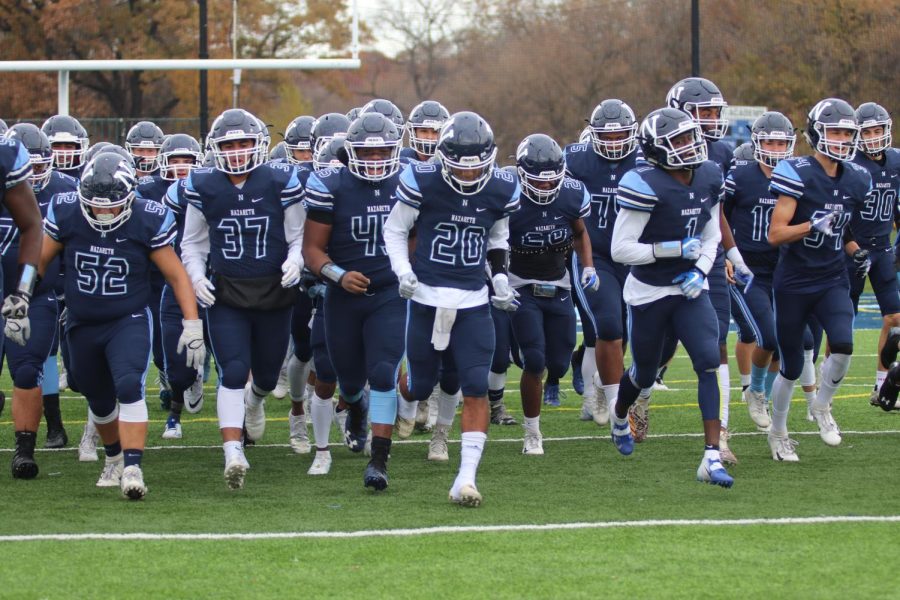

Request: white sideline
left=2, top=515, right=899, bottom=543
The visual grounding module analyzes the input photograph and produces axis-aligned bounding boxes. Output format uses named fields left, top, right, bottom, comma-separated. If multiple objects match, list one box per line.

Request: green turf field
left=2, top=329, right=899, bottom=599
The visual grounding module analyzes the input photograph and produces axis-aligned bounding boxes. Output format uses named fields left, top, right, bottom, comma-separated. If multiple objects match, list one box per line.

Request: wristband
left=320, top=262, right=347, bottom=285
left=16, top=264, right=39, bottom=297
left=652, top=240, right=682, bottom=258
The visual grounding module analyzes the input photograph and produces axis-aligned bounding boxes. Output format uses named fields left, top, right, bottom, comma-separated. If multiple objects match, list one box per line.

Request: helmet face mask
left=42, top=115, right=89, bottom=170
left=436, top=111, right=497, bottom=196
left=344, top=113, right=401, bottom=182
left=516, top=133, right=565, bottom=205
left=125, top=121, right=165, bottom=172
left=209, top=110, right=268, bottom=175
left=311, top=113, right=351, bottom=156
left=158, top=133, right=201, bottom=181
left=284, top=116, right=316, bottom=165
left=313, top=135, right=347, bottom=170
left=5, top=123, right=53, bottom=191
left=78, top=153, right=137, bottom=233
left=589, top=99, right=638, bottom=160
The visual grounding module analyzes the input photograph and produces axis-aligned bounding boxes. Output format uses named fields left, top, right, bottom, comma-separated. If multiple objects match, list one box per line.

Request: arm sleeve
left=280, top=167, right=305, bottom=209
left=383, top=200, right=418, bottom=277
left=180, top=204, right=211, bottom=282
left=694, top=202, right=722, bottom=275
left=609, top=208, right=654, bottom=265
left=486, top=216, right=510, bottom=251
left=283, top=202, right=305, bottom=265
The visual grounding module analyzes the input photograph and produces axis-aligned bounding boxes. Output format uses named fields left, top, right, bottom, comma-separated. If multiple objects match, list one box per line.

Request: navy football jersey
left=163, top=178, right=191, bottom=255
left=304, top=167, right=401, bottom=290
left=395, top=164, right=520, bottom=291
left=849, top=148, right=900, bottom=247
left=770, top=157, right=871, bottom=292
left=508, top=175, right=589, bottom=282
left=0, top=138, right=32, bottom=298
left=724, top=159, right=779, bottom=273
left=617, top=161, right=724, bottom=287
left=400, top=147, right=419, bottom=161
left=564, top=142, right=637, bottom=260
left=0, top=171, right=77, bottom=295
left=135, top=174, right=171, bottom=203
left=184, top=163, right=304, bottom=278
left=44, top=196, right=176, bottom=325
left=707, top=139, right=734, bottom=177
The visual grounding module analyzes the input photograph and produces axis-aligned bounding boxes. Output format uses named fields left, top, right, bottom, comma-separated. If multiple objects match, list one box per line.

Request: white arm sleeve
left=181, top=204, right=211, bottom=283
left=486, top=216, right=510, bottom=251
left=384, top=201, right=418, bottom=277
left=610, top=208, right=655, bottom=266
left=283, top=203, right=306, bottom=265
left=694, top=203, right=722, bottom=275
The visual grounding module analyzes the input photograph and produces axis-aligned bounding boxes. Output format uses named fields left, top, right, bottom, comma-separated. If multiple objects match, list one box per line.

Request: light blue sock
left=368, top=389, right=398, bottom=426
left=764, top=369, right=778, bottom=399
left=750, top=364, right=767, bottom=393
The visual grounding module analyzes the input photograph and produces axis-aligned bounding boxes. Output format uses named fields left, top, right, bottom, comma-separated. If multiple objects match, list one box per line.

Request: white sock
left=800, top=350, right=817, bottom=387
left=523, top=415, right=540, bottom=435
left=803, top=389, right=817, bottom=405
left=287, top=355, right=312, bottom=402
left=217, top=386, right=246, bottom=429
left=581, top=348, right=598, bottom=396
left=740, top=373, right=751, bottom=388
left=248, top=383, right=267, bottom=405
left=875, top=369, right=888, bottom=391
left=455, top=431, right=487, bottom=488
left=488, top=371, right=506, bottom=392
left=815, top=353, right=851, bottom=410
left=311, top=394, right=334, bottom=450
left=770, top=375, right=796, bottom=433
left=223, top=440, right=242, bottom=461
left=638, top=387, right=652, bottom=400
left=437, top=390, right=459, bottom=427
left=397, top=397, right=417, bottom=420
left=601, top=383, right=619, bottom=410
left=718, top=363, right=730, bottom=429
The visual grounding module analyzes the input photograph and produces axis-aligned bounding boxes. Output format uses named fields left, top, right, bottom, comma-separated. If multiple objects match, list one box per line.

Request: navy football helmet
left=855, top=102, right=892, bottom=156
left=750, top=111, right=795, bottom=168
left=733, top=141, right=754, bottom=161
left=805, top=98, right=858, bottom=162
left=361, top=99, right=406, bottom=130
left=41, top=114, right=89, bottom=170
left=407, top=100, right=450, bottom=158
left=283, top=115, right=316, bottom=164
left=516, top=133, right=565, bottom=205
left=208, top=109, right=269, bottom=174
left=588, top=99, right=638, bottom=160
left=666, top=77, right=728, bottom=140
left=269, top=141, right=288, bottom=161
left=638, top=107, right=708, bottom=170
left=311, top=113, right=351, bottom=154
left=346, top=107, right=362, bottom=121
left=5, top=123, right=53, bottom=192
left=159, top=133, right=202, bottom=181
left=436, top=111, right=497, bottom=195
left=344, top=113, right=402, bottom=182
left=313, top=134, right=348, bottom=171
left=125, top=121, right=165, bottom=172
left=78, top=152, right=137, bottom=232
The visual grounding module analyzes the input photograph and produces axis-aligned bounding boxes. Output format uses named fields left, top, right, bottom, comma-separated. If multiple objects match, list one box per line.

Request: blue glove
left=580, top=266, right=599, bottom=291
left=672, top=268, right=705, bottom=299
left=681, top=237, right=702, bottom=260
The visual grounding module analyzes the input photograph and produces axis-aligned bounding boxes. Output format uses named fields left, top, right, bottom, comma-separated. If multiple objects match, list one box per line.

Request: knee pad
left=370, top=361, right=397, bottom=392
left=90, top=403, right=119, bottom=425
left=521, top=347, right=546, bottom=375
left=629, top=365, right=656, bottom=390
left=220, top=360, right=251, bottom=390
left=829, top=342, right=853, bottom=356
left=115, top=374, right=146, bottom=405
left=12, top=363, right=42, bottom=390
left=119, top=399, right=149, bottom=423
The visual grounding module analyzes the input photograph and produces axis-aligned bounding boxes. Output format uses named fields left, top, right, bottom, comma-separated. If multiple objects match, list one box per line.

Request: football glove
left=681, top=237, right=702, bottom=261
left=192, top=276, right=216, bottom=308
left=280, top=258, right=302, bottom=288
left=398, top=271, right=419, bottom=300
left=1, top=291, right=30, bottom=321
left=3, top=315, right=29, bottom=346
left=852, top=248, right=871, bottom=279
left=490, top=274, right=520, bottom=311
left=672, top=268, right=705, bottom=300
left=580, top=267, right=599, bottom=291
left=726, top=247, right=754, bottom=291
left=177, top=319, right=206, bottom=371
left=810, top=210, right=839, bottom=236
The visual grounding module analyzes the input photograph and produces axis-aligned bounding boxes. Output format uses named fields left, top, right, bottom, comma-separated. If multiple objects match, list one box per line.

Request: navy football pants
left=510, top=286, right=576, bottom=378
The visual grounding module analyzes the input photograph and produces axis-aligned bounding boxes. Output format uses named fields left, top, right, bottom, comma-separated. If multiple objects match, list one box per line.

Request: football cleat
left=121, top=465, right=147, bottom=500
left=184, top=372, right=204, bottom=414
left=875, top=362, right=900, bottom=411
left=307, top=451, right=332, bottom=476
left=333, top=407, right=348, bottom=432
left=288, top=412, right=311, bottom=454
left=696, top=456, right=734, bottom=488
left=11, top=432, right=39, bottom=479
left=719, top=427, right=738, bottom=465
left=611, top=418, right=634, bottom=456
left=158, top=373, right=172, bottom=411
left=768, top=430, right=799, bottom=462
left=743, top=388, right=771, bottom=430
left=449, top=483, right=482, bottom=508
left=224, top=450, right=250, bottom=490
left=428, top=424, right=450, bottom=462
left=869, top=386, right=881, bottom=408
left=243, top=387, right=267, bottom=441
left=579, top=392, right=596, bottom=421
left=490, top=399, right=517, bottom=425
left=593, top=387, right=609, bottom=426
left=811, top=407, right=842, bottom=446
left=363, top=459, right=389, bottom=491
left=571, top=349, right=585, bottom=396
left=343, top=395, right=369, bottom=453
left=161, top=417, right=182, bottom=440
left=628, top=397, right=650, bottom=443
left=395, top=416, right=415, bottom=440
left=543, top=383, right=561, bottom=407
left=96, top=455, right=124, bottom=487
left=272, top=363, right=289, bottom=400
left=44, top=427, right=69, bottom=449
left=522, top=430, right=544, bottom=455
left=78, top=421, right=100, bottom=462
left=414, top=398, right=433, bottom=432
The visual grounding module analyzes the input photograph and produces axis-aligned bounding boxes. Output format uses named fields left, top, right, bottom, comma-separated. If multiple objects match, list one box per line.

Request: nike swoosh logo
left=116, top=238, right=127, bottom=243
left=131, top=313, right=143, bottom=318
left=559, top=295, right=569, bottom=302
left=251, top=197, right=264, bottom=203
left=186, top=395, right=203, bottom=411
left=476, top=208, right=487, bottom=212
left=831, top=377, right=844, bottom=385
left=554, top=215, right=564, bottom=220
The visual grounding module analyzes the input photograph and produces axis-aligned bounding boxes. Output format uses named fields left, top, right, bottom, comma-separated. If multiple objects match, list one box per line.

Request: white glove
left=811, top=210, right=839, bottom=236
left=192, top=277, right=216, bottom=308
left=726, top=247, right=755, bottom=291
left=580, top=266, right=599, bottom=291
left=177, top=319, right=206, bottom=371
left=398, top=271, right=418, bottom=300
left=1, top=292, right=30, bottom=320
left=281, top=258, right=301, bottom=288
left=4, top=316, right=29, bottom=346
left=490, top=274, right=520, bottom=311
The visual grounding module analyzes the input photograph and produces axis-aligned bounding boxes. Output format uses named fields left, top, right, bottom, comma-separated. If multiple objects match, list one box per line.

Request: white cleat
left=307, top=450, right=332, bottom=475
left=96, top=455, right=124, bottom=488
left=743, top=388, right=771, bottom=431
left=184, top=372, right=204, bottom=414
left=120, top=465, right=147, bottom=500
left=428, top=424, right=450, bottom=462
left=719, top=427, right=738, bottom=465
left=522, top=430, right=544, bottom=456
left=415, top=399, right=432, bottom=432
left=272, top=373, right=289, bottom=400
left=449, top=483, right=482, bottom=508
left=396, top=416, right=415, bottom=440
left=768, top=430, right=800, bottom=462
left=243, top=387, right=266, bottom=441
left=161, top=421, right=182, bottom=440
left=812, top=407, right=842, bottom=446
left=224, top=450, right=250, bottom=490
left=78, top=421, right=100, bottom=462
left=593, top=387, right=610, bottom=426
left=333, top=408, right=348, bottom=432
left=579, top=389, right=596, bottom=421
left=288, top=412, right=311, bottom=454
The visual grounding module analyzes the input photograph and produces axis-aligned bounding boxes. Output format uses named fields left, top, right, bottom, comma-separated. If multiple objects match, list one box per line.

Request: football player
left=181, top=109, right=305, bottom=489
left=303, top=113, right=406, bottom=490
left=509, top=134, right=596, bottom=455
left=404, top=100, right=450, bottom=162
left=283, top=115, right=316, bottom=166
left=384, top=111, right=520, bottom=507
left=40, top=152, right=203, bottom=498
left=609, top=107, right=733, bottom=488
left=41, top=115, right=89, bottom=179
left=125, top=121, right=165, bottom=179
left=766, top=99, right=871, bottom=461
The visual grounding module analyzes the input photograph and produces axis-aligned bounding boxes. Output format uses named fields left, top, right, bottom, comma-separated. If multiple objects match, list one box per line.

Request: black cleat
left=363, top=460, right=388, bottom=491
left=12, top=431, right=39, bottom=479
left=44, top=428, right=69, bottom=449
left=876, top=362, right=900, bottom=412
left=880, top=328, right=900, bottom=371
